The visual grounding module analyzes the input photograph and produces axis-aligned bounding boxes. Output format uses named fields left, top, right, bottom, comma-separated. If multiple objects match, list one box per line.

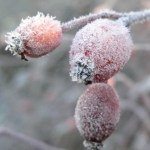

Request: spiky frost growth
left=5, top=12, right=62, bottom=60
left=70, top=19, right=133, bottom=84
left=75, top=83, right=120, bottom=147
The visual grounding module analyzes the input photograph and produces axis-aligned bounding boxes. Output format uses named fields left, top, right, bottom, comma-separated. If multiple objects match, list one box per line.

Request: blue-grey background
left=0, top=0, right=150, bottom=150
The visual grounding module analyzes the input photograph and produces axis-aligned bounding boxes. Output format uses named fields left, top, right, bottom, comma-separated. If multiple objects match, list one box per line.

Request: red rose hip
left=5, top=12, right=62, bottom=60
left=75, top=83, right=120, bottom=146
left=70, top=19, right=133, bottom=83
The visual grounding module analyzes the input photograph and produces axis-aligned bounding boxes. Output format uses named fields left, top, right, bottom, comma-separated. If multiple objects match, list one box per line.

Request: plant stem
left=83, top=140, right=103, bottom=150
left=61, top=10, right=150, bottom=32
left=61, top=10, right=122, bottom=32
left=124, top=10, right=150, bottom=26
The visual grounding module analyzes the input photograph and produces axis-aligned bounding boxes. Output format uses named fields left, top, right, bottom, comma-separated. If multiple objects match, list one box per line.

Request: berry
left=75, top=83, right=120, bottom=145
left=5, top=12, right=62, bottom=60
left=69, top=19, right=133, bottom=84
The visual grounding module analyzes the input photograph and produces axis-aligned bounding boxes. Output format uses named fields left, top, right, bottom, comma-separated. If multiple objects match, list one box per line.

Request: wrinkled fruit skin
left=70, top=19, right=133, bottom=83
left=75, top=83, right=120, bottom=143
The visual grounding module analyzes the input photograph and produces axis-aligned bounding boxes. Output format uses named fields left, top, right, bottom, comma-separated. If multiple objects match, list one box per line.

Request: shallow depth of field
left=0, top=0, right=150, bottom=150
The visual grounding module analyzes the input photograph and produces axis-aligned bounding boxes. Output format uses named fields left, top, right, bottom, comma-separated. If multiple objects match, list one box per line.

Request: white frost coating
left=5, top=12, right=62, bottom=58
left=17, top=12, right=57, bottom=39
left=70, top=53, right=95, bottom=83
left=70, top=19, right=133, bottom=83
left=5, top=31, right=24, bottom=55
left=75, top=83, right=120, bottom=143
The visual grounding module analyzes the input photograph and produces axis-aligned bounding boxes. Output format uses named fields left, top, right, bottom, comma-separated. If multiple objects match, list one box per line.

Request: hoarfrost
left=70, top=19, right=133, bottom=83
left=5, top=12, right=62, bottom=58
left=75, top=83, right=120, bottom=143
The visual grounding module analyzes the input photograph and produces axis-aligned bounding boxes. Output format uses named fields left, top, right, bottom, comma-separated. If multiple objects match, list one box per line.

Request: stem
left=61, top=10, right=123, bottom=32
left=0, top=127, right=65, bottom=150
left=83, top=140, right=103, bottom=150
left=124, top=10, right=150, bottom=26
left=61, top=10, right=150, bottom=32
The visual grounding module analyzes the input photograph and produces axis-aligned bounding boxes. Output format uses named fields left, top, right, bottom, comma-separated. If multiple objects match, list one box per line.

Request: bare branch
left=61, top=10, right=122, bottom=32
left=61, top=10, right=150, bottom=32
left=0, top=127, right=66, bottom=150
left=125, top=10, right=150, bottom=26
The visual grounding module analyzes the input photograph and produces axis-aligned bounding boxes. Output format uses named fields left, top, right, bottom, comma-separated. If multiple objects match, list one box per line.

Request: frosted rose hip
left=75, top=83, right=120, bottom=144
left=70, top=19, right=133, bottom=83
left=5, top=12, right=62, bottom=60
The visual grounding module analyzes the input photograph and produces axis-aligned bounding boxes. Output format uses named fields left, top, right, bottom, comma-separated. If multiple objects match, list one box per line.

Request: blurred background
left=0, top=0, right=150, bottom=150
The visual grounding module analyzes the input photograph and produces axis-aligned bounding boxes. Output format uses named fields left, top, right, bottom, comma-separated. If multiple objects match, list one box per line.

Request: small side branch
left=0, top=127, right=66, bottom=150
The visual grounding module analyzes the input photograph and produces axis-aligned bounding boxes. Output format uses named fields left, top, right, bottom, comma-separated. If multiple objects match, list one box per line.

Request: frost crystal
left=70, top=54, right=94, bottom=84
left=5, top=32, right=24, bottom=55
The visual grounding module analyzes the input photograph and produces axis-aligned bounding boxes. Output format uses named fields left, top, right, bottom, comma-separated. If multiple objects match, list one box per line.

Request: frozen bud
left=75, top=83, right=120, bottom=146
left=5, top=12, right=62, bottom=60
left=70, top=19, right=133, bottom=84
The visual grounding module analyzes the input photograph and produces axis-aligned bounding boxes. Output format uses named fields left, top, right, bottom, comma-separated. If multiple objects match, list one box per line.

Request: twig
left=124, top=10, right=150, bottom=26
left=61, top=10, right=150, bottom=32
left=0, top=127, right=66, bottom=150
left=61, top=10, right=122, bottom=32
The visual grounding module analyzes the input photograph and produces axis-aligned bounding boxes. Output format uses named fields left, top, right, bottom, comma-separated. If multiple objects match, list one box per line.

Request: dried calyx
left=70, top=54, right=94, bottom=84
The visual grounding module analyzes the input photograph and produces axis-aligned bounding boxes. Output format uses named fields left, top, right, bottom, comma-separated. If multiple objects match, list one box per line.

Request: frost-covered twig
left=0, top=127, right=65, bottom=150
left=61, top=10, right=150, bottom=32
left=61, top=10, right=122, bottom=32
left=124, top=10, right=150, bottom=26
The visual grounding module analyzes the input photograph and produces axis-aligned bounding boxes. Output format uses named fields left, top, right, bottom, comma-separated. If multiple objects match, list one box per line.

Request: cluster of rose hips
left=5, top=12, right=133, bottom=149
